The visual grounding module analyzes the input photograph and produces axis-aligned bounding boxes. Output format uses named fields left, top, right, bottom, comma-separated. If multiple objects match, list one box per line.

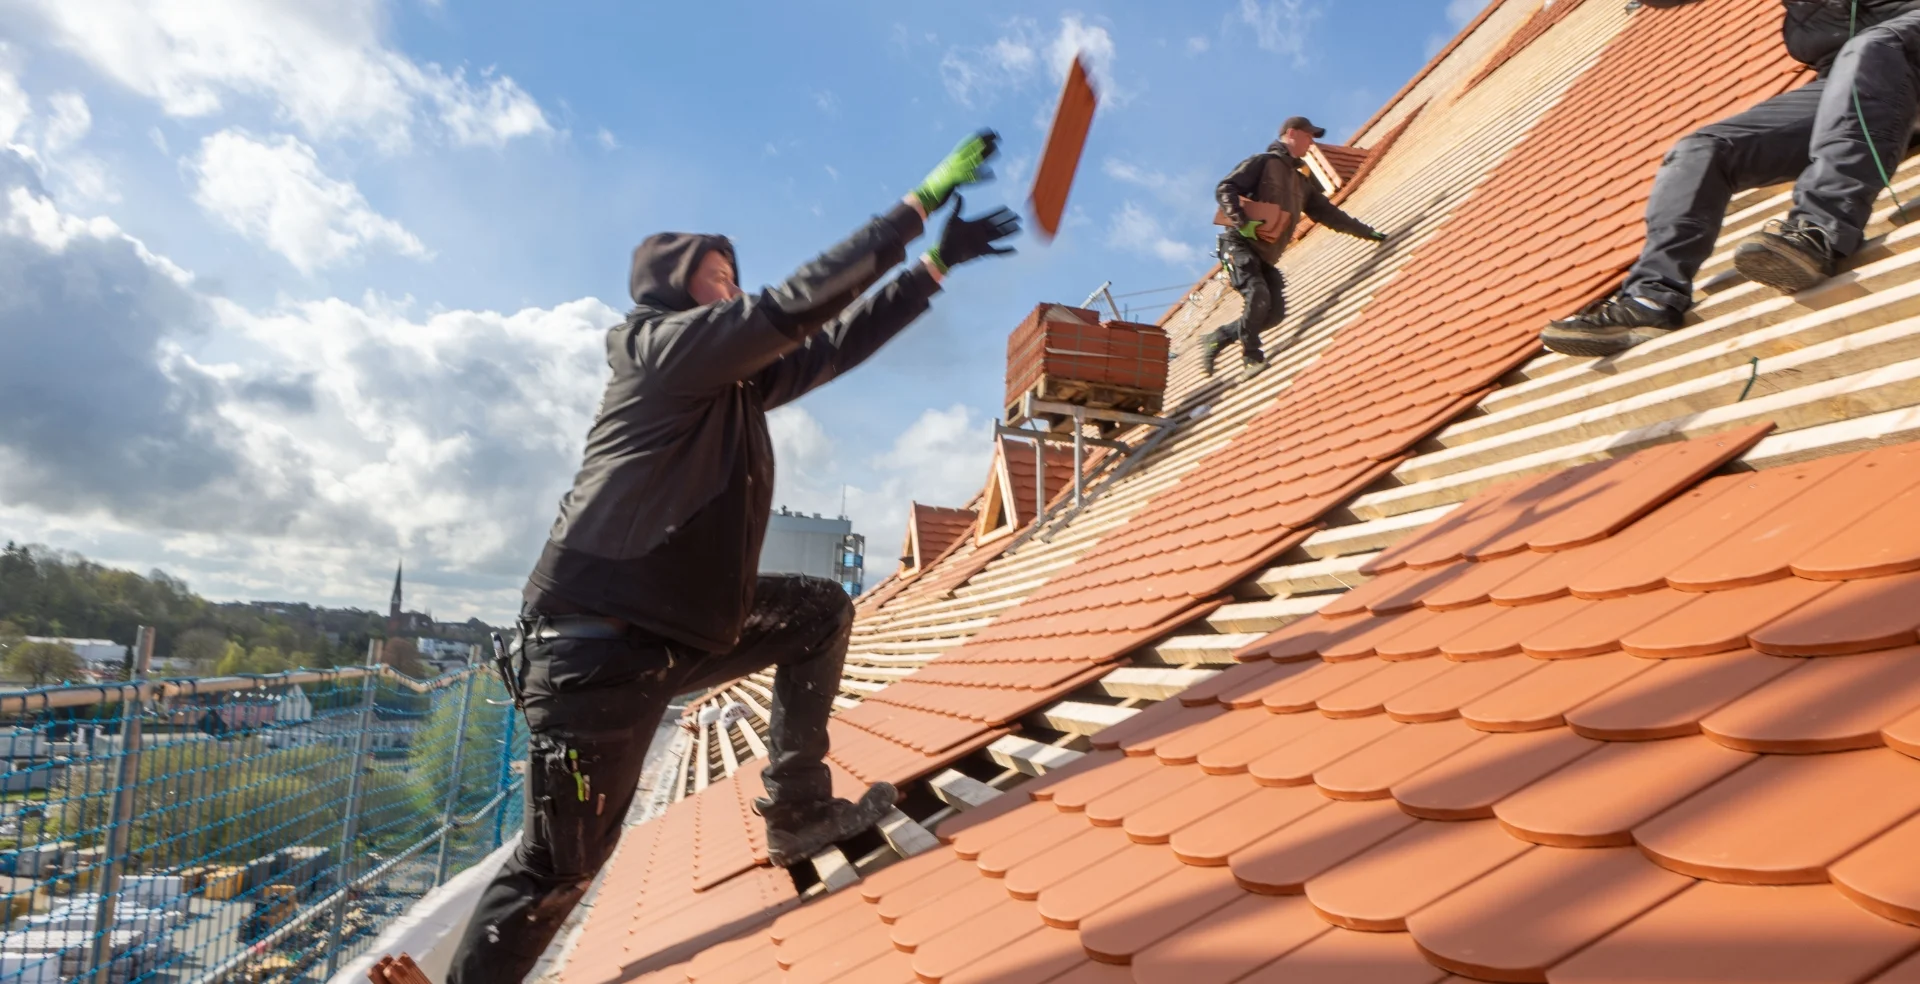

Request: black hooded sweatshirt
left=1781, top=0, right=1920, bottom=74
left=525, top=201, right=938, bottom=652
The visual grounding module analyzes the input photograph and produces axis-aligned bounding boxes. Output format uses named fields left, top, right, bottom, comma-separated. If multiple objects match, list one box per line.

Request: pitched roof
left=574, top=0, right=1920, bottom=980
left=571, top=428, right=1920, bottom=984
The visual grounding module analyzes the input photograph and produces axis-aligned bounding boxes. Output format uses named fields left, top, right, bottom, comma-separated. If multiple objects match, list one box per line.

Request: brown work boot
left=755, top=782, right=897, bottom=867
left=1733, top=218, right=1837, bottom=294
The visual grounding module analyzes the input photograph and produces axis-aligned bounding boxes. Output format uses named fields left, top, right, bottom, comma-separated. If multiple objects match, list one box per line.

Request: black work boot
left=1733, top=218, right=1838, bottom=294
left=755, top=782, right=896, bottom=867
left=1241, top=351, right=1270, bottom=380
left=1539, top=293, right=1683, bottom=357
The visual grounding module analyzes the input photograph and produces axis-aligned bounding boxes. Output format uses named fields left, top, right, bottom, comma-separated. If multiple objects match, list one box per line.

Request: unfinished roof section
left=1465, top=0, right=1594, bottom=91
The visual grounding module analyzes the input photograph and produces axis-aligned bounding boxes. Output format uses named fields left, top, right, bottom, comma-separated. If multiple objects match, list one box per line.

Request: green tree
left=6, top=640, right=84, bottom=685
left=382, top=638, right=427, bottom=678
left=172, top=627, right=226, bottom=671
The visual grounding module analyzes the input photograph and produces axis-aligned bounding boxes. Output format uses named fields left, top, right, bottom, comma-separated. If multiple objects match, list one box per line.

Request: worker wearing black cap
left=1206, top=116, right=1385, bottom=378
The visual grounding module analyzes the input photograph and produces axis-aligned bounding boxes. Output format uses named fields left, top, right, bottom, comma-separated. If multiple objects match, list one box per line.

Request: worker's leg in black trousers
left=1621, top=81, right=1826, bottom=312
left=671, top=574, right=854, bottom=808
left=1793, top=12, right=1920, bottom=257
left=447, top=633, right=678, bottom=984
left=1217, top=234, right=1272, bottom=361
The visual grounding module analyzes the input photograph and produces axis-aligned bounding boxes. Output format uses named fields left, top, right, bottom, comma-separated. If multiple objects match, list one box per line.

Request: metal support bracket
left=999, top=395, right=1177, bottom=522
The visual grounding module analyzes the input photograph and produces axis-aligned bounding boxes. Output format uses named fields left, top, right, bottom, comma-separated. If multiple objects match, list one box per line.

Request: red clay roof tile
left=1748, top=570, right=1920, bottom=656
left=1230, top=798, right=1419, bottom=894
left=1167, top=784, right=1331, bottom=867
left=1562, top=649, right=1799, bottom=740
left=1304, top=819, right=1531, bottom=932
left=1313, top=718, right=1487, bottom=800
left=1832, top=812, right=1920, bottom=928
left=1392, top=727, right=1600, bottom=821
left=1550, top=882, right=1920, bottom=984
left=1383, top=655, right=1546, bottom=722
left=1635, top=747, right=1920, bottom=884
left=1700, top=647, right=1920, bottom=753
left=1003, top=824, right=1131, bottom=900
left=1406, top=845, right=1692, bottom=982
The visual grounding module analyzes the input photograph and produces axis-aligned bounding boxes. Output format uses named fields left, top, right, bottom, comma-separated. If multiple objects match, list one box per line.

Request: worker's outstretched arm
left=623, top=132, right=1000, bottom=397
left=1215, top=154, right=1264, bottom=227
left=758, top=198, right=1021, bottom=409
left=1303, top=186, right=1383, bottom=241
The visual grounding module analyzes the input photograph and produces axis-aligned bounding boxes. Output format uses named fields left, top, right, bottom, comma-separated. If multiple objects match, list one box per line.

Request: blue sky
left=0, top=0, right=1479, bottom=621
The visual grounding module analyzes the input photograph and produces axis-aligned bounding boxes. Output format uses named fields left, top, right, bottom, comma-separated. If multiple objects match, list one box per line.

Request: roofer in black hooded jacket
left=1205, top=115, right=1386, bottom=379
left=1543, top=0, right=1920, bottom=357
left=445, top=131, right=1019, bottom=984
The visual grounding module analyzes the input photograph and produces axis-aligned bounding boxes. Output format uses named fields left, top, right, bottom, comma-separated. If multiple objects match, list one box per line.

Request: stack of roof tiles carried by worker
left=577, top=1, right=1920, bottom=982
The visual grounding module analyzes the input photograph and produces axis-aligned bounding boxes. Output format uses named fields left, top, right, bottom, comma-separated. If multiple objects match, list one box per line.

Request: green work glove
left=1236, top=219, right=1263, bottom=240
left=913, top=129, right=1000, bottom=214
left=1364, top=228, right=1387, bottom=244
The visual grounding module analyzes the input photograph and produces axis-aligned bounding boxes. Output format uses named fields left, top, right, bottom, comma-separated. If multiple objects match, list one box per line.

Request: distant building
left=23, top=637, right=126, bottom=673
left=417, top=637, right=472, bottom=662
left=759, top=508, right=865, bottom=595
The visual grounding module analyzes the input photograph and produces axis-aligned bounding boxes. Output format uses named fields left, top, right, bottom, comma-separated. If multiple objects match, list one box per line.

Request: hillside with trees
left=0, top=542, right=497, bottom=678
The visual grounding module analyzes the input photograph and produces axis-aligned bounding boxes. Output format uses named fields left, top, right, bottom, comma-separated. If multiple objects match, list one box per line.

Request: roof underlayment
left=564, top=2, right=1920, bottom=982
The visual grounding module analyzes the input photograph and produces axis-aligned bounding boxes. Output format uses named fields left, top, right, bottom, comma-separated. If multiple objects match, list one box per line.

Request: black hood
left=1267, top=139, right=1299, bottom=161
left=628, top=232, right=737, bottom=312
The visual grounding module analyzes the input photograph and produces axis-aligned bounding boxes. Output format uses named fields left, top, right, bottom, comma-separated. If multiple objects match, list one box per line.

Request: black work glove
left=926, top=194, right=1020, bottom=274
left=1363, top=228, right=1387, bottom=244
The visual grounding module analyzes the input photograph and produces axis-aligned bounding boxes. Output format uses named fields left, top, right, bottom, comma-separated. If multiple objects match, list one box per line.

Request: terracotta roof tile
left=1231, top=798, right=1419, bottom=893
left=1003, top=824, right=1132, bottom=900
left=1461, top=651, right=1656, bottom=732
left=1383, top=655, right=1545, bottom=722
left=1391, top=727, right=1600, bottom=820
left=1562, top=649, right=1798, bottom=740
left=1550, top=883, right=1920, bottom=984
left=1304, top=819, right=1531, bottom=931
left=1634, top=747, right=1920, bottom=884
left=1701, top=648, right=1920, bottom=752
left=1405, top=845, right=1692, bottom=981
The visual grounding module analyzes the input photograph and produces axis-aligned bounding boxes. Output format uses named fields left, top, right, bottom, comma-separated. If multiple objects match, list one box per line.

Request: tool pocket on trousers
left=531, top=734, right=601, bottom=878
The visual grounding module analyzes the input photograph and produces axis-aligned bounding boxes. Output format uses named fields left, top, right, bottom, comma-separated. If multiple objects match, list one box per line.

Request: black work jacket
left=526, top=201, right=937, bottom=651
left=1215, top=141, right=1376, bottom=264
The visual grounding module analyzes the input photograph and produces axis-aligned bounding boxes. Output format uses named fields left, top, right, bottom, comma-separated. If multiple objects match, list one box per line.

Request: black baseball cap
left=1280, top=116, right=1327, bottom=138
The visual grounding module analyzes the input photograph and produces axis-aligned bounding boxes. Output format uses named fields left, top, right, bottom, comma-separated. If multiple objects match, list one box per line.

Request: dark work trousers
left=446, top=575, right=854, bottom=984
left=1624, top=10, right=1920, bottom=311
left=1210, top=233, right=1288, bottom=361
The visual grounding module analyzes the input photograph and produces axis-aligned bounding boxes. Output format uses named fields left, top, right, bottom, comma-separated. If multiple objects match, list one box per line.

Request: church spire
left=389, top=561, right=403, bottom=625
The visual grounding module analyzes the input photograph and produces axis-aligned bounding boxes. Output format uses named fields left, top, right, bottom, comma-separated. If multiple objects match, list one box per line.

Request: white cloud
left=12, top=0, right=550, bottom=150
left=812, top=89, right=841, bottom=116
left=0, top=57, right=31, bottom=147
left=1235, top=0, right=1323, bottom=68
left=1447, top=0, right=1484, bottom=26
left=41, top=92, right=89, bottom=152
left=191, top=129, right=428, bottom=273
left=1186, top=36, right=1211, bottom=55
left=940, top=15, right=1123, bottom=108
left=1108, top=200, right=1202, bottom=267
left=0, top=149, right=622, bottom=619
left=1102, top=157, right=1210, bottom=209
left=595, top=127, right=619, bottom=150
